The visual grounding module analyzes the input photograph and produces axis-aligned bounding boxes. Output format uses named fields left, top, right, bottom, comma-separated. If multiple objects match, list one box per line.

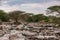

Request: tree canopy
left=47, top=5, right=60, bottom=14
left=0, top=7, right=60, bottom=26
left=0, top=10, right=9, bottom=21
left=9, top=11, right=25, bottom=24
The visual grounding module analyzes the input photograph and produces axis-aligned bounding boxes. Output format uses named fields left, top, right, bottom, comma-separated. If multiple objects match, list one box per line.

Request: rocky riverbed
left=0, top=23, right=60, bottom=40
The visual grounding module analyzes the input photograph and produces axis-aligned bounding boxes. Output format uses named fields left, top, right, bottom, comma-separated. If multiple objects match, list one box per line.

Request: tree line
left=0, top=5, right=60, bottom=25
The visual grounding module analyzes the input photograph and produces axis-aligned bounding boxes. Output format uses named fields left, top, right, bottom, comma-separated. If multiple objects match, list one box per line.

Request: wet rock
left=0, top=30, right=5, bottom=37
left=0, top=34, right=9, bottom=40
left=9, top=33, right=25, bottom=40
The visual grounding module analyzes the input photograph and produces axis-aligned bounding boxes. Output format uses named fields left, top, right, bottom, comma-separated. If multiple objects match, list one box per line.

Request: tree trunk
left=14, top=19, right=20, bottom=25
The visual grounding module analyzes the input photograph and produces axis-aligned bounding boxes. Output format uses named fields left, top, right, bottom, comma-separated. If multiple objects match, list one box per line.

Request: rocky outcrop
left=0, top=23, right=60, bottom=40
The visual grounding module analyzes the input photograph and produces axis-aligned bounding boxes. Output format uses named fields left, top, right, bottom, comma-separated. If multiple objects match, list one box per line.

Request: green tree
left=21, top=13, right=33, bottom=22
left=47, top=5, right=60, bottom=15
left=0, top=10, right=9, bottom=21
left=9, top=11, right=25, bottom=24
left=47, top=6, right=60, bottom=25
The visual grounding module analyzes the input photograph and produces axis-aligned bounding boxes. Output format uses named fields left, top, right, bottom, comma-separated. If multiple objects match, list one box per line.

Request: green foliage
left=0, top=10, right=9, bottom=21
left=25, top=14, right=49, bottom=22
left=47, top=5, right=60, bottom=25
left=48, top=5, right=60, bottom=14
left=31, top=14, right=43, bottom=22
left=9, top=11, right=25, bottom=24
left=0, top=10, right=59, bottom=26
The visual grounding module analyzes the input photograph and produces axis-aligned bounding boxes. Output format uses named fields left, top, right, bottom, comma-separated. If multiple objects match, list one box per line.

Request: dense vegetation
left=0, top=5, right=60, bottom=25
left=0, top=10, right=9, bottom=21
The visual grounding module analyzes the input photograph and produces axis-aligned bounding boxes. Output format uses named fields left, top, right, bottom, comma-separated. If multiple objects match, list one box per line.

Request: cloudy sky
left=0, top=0, right=60, bottom=14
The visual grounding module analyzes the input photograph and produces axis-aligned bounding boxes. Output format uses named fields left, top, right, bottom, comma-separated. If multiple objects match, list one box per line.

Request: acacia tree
left=47, top=6, right=60, bottom=26
left=47, top=5, right=60, bottom=16
left=9, top=11, right=25, bottom=24
left=19, top=13, right=33, bottom=27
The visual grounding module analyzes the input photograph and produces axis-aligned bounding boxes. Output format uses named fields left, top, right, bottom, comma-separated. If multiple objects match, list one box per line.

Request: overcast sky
left=0, top=0, right=60, bottom=14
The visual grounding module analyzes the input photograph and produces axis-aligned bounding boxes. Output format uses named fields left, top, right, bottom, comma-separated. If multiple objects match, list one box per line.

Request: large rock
left=0, top=34, right=9, bottom=40
left=9, top=30, right=25, bottom=40
left=0, top=30, right=5, bottom=37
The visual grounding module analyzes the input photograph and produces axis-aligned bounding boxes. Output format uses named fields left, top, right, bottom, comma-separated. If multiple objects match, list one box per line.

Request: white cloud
left=20, top=3, right=43, bottom=8
left=19, top=1, right=60, bottom=14
left=42, top=1, right=60, bottom=8
left=20, top=0, right=60, bottom=9
left=0, top=4, right=20, bottom=12
left=0, top=0, right=60, bottom=15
